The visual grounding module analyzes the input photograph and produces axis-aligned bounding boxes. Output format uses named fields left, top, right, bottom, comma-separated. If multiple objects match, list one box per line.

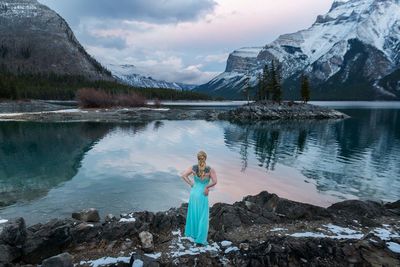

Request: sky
left=38, top=0, right=334, bottom=85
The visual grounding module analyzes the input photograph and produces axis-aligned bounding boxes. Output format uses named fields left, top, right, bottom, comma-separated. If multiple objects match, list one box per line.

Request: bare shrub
left=154, top=98, right=161, bottom=108
left=115, top=92, right=146, bottom=107
left=76, top=88, right=147, bottom=108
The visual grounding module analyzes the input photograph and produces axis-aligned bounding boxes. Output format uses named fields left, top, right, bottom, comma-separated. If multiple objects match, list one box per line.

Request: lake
left=1, top=102, right=400, bottom=225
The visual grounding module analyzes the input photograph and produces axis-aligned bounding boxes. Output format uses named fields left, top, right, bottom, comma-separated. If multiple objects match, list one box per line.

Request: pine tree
left=270, top=61, right=282, bottom=104
left=243, top=76, right=252, bottom=103
left=300, top=74, right=310, bottom=103
left=262, top=64, right=270, bottom=100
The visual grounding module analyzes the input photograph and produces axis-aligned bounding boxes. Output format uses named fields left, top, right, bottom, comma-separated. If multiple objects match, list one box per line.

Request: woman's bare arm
left=181, top=166, right=194, bottom=187
left=206, top=167, right=217, bottom=189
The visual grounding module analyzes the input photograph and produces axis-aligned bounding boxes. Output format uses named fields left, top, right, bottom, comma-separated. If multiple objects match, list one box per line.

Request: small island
left=0, top=99, right=348, bottom=122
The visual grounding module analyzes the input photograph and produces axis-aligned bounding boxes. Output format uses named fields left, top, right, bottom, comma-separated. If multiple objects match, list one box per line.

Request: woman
left=180, top=151, right=217, bottom=245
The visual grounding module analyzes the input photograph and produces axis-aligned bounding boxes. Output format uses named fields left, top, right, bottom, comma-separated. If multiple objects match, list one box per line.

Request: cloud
left=38, top=0, right=333, bottom=85
left=88, top=46, right=219, bottom=84
left=200, top=53, right=229, bottom=63
left=39, top=0, right=217, bottom=26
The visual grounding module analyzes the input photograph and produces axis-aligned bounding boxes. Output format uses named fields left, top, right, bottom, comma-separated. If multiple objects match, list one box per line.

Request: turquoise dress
left=184, top=165, right=211, bottom=245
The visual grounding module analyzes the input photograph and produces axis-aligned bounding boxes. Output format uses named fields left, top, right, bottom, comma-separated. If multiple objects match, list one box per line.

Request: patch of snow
left=79, top=256, right=130, bottom=267
left=323, top=223, right=362, bottom=236
left=220, top=240, right=232, bottom=247
left=372, top=227, right=400, bottom=240
left=231, top=47, right=263, bottom=58
left=270, top=227, right=288, bottom=232
left=387, top=242, right=400, bottom=253
left=290, top=232, right=328, bottom=238
left=144, top=252, right=161, bottom=259
left=224, top=246, right=239, bottom=253
left=119, top=217, right=136, bottom=223
left=50, top=109, right=85, bottom=113
left=172, top=229, right=181, bottom=236
left=290, top=224, right=364, bottom=239
left=132, top=259, right=144, bottom=267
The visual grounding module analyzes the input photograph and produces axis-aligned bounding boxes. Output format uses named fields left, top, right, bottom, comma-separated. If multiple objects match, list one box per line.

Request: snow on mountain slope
left=195, top=0, right=400, bottom=100
left=107, top=64, right=196, bottom=90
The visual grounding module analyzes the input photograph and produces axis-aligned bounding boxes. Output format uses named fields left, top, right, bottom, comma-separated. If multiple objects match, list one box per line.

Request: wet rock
left=22, top=219, right=72, bottom=264
left=72, top=208, right=100, bottom=223
left=105, top=214, right=117, bottom=223
left=328, top=200, right=385, bottom=221
left=41, top=252, right=73, bottom=267
left=0, top=217, right=27, bottom=246
left=70, top=223, right=101, bottom=244
left=102, top=220, right=139, bottom=241
left=139, top=231, right=154, bottom=253
left=239, top=242, right=250, bottom=251
left=0, top=244, right=20, bottom=265
left=385, top=200, right=400, bottom=209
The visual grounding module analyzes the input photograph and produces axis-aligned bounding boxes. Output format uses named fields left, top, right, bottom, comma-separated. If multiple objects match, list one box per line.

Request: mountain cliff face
left=195, top=0, right=400, bottom=100
left=107, top=64, right=196, bottom=90
left=0, top=0, right=112, bottom=80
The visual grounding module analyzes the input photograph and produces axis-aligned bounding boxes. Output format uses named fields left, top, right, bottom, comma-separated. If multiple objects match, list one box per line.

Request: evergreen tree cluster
left=256, top=61, right=282, bottom=103
left=0, top=68, right=213, bottom=101
left=253, top=61, right=311, bottom=103
left=300, top=74, right=311, bottom=103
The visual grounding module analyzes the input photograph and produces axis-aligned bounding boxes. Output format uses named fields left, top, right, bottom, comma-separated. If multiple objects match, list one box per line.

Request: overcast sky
left=39, top=0, right=334, bottom=85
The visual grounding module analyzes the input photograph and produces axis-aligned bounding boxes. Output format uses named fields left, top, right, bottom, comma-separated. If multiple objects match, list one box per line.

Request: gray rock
left=72, top=208, right=100, bottom=222
left=22, top=219, right=72, bottom=264
left=129, top=252, right=160, bottom=267
left=0, top=217, right=27, bottom=246
left=41, top=252, right=73, bottom=267
left=0, top=244, right=20, bottom=264
left=105, top=214, right=117, bottom=223
left=139, top=231, right=154, bottom=253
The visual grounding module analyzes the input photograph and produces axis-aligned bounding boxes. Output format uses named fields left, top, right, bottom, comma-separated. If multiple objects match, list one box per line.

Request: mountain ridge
left=0, top=0, right=112, bottom=80
left=107, top=64, right=196, bottom=91
left=195, top=0, right=400, bottom=100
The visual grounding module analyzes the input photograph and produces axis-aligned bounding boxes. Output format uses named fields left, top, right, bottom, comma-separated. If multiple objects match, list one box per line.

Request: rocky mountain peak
left=195, top=0, right=400, bottom=100
left=0, top=0, right=112, bottom=80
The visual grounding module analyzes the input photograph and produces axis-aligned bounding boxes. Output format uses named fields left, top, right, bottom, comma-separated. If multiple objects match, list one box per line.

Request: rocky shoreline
left=0, top=100, right=348, bottom=122
left=1, top=191, right=399, bottom=266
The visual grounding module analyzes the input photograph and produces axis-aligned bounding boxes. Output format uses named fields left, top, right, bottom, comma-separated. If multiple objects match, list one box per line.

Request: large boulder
left=22, top=219, right=72, bottom=264
left=139, top=231, right=154, bottom=253
left=0, top=218, right=27, bottom=246
left=72, top=208, right=100, bottom=223
left=41, top=252, right=73, bottom=267
left=0, top=244, right=21, bottom=265
left=328, top=200, right=384, bottom=218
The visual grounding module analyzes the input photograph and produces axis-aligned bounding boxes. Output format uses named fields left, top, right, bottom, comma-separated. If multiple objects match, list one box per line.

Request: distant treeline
left=0, top=69, right=214, bottom=100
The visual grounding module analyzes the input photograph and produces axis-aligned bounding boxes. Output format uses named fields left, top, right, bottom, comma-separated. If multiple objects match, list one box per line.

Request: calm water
left=1, top=103, right=400, bottom=224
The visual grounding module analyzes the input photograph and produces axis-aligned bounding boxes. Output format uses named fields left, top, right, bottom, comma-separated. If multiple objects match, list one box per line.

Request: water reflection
left=223, top=109, right=400, bottom=202
left=0, top=122, right=150, bottom=207
left=0, top=122, right=108, bottom=206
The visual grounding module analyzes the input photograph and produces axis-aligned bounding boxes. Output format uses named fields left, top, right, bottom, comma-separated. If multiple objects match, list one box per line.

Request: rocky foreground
left=0, top=100, right=348, bottom=122
left=1, top=191, right=399, bottom=266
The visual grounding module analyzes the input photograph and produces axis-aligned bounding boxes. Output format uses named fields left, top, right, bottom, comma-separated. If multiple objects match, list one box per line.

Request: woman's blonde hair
left=197, top=150, right=207, bottom=178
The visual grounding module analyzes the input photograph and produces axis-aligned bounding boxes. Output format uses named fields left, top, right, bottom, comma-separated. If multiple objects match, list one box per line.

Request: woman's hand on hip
left=204, top=187, right=209, bottom=196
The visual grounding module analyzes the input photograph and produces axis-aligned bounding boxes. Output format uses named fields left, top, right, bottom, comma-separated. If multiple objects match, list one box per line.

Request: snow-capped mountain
left=107, top=64, right=196, bottom=91
left=195, top=0, right=400, bottom=100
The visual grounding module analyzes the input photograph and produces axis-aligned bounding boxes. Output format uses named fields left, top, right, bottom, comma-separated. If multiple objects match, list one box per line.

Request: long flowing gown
left=184, top=165, right=211, bottom=245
